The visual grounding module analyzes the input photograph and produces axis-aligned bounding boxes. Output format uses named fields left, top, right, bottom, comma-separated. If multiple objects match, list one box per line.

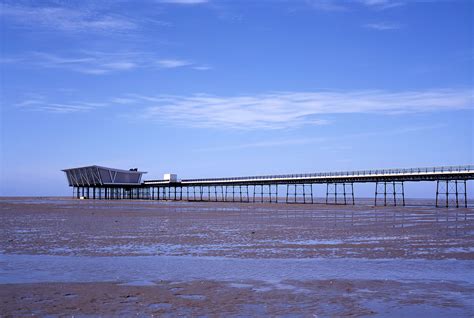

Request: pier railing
left=181, top=165, right=474, bottom=183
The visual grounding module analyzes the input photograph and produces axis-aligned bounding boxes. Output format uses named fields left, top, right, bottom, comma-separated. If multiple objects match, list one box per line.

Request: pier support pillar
left=254, top=184, right=278, bottom=203
left=286, top=184, right=313, bottom=204
left=436, top=180, right=467, bottom=208
left=274, top=184, right=278, bottom=203
left=375, top=181, right=405, bottom=206
left=326, top=183, right=354, bottom=205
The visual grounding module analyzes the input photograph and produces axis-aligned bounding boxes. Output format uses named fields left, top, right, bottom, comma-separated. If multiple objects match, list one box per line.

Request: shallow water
left=1, top=254, right=473, bottom=285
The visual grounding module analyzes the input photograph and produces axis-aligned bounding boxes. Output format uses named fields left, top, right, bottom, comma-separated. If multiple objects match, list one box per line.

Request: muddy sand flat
left=1, top=197, right=473, bottom=316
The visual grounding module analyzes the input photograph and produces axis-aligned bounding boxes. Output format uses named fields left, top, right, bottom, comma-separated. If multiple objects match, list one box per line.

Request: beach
left=1, top=197, right=473, bottom=316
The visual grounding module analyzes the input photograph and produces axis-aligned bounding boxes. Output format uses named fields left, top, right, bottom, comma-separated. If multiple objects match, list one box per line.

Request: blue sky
left=0, top=0, right=473, bottom=197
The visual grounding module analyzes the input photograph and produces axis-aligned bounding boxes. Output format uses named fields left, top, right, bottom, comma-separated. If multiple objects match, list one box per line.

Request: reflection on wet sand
left=2, top=197, right=472, bottom=259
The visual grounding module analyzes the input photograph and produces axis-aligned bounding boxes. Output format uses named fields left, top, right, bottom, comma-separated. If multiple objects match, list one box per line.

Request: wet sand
left=2, top=280, right=473, bottom=317
left=1, top=197, right=473, bottom=316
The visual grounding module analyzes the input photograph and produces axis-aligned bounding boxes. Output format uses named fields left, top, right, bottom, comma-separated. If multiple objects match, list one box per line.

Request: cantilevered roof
left=62, top=165, right=146, bottom=187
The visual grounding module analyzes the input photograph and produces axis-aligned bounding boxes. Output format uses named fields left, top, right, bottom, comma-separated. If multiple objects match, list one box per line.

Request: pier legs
left=253, top=184, right=278, bottom=203
left=285, top=184, right=314, bottom=204
left=70, top=180, right=470, bottom=209
left=436, top=180, right=467, bottom=208
left=375, top=181, right=405, bottom=206
left=326, top=183, right=354, bottom=205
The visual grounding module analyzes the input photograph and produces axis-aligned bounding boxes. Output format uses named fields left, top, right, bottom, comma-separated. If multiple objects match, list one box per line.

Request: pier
left=63, top=165, right=473, bottom=208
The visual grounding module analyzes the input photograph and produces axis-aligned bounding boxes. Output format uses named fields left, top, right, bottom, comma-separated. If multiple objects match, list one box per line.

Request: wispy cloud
left=15, top=89, right=472, bottom=128
left=308, top=0, right=404, bottom=11
left=359, top=0, right=404, bottom=10
left=195, top=137, right=327, bottom=152
left=132, top=89, right=472, bottom=129
left=16, top=99, right=105, bottom=114
left=14, top=93, right=108, bottom=113
left=30, top=51, right=138, bottom=74
left=0, top=57, right=22, bottom=64
left=306, top=0, right=347, bottom=11
left=157, top=59, right=210, bottom=70
left=192, top=65, right=213, bottom=71
left=365, top=22, right=402, bottom=30
left=194, top=123, right=447, bottom=152
left=158, top=0, right=209, bottom=4
left=111, top=97, right=139, bottom=105
left=157, top=59, right=193, bottom=68
left=0, top=3, right=136, bottom=32
left=3, top=51, right=209, bottom=75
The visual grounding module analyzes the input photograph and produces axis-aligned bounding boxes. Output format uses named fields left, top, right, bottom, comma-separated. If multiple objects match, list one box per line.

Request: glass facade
left=63, top=166, right=145, bottom=186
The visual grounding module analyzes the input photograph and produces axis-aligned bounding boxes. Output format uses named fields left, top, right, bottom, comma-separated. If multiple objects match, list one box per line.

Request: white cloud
left=306, top=0, right=347, bottom=11
left=365, top=22, right=401, bottom=30
left=101, top=62, right=137, bottom=70
left=358, top=0, right=404, bottom=9
left=38, top=104, right=94, bottom=113
left=15, top=96, right=107, bottom=113
left=77, top=68, right=110, bottom=75
left=16, top=89, right=472, bottom=128
left=192, top=65, right=212, bottom=71
left=157, top=59, right=193, bottom=68
left=3, top=51, right=207, bottom=75
left=17, top=102, right=98, bottom=113
left=134, top=89, right=472, bottom=129
left=156, top=59, right=210, bottom=70
left=158, top=0, right=209, bottom=4
left=111, top=97, right=139, bottom=105
left=308, top=0, right=404, bottom=11
left=0, top=4, right=136, bottom=32
left=28, top=52, right=138, bottom=74
left=16, top=99, right=45, bottom=108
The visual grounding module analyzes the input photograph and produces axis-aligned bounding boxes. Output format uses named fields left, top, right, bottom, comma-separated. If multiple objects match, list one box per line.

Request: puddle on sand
left=176, top=294, right=206, bottom=300
left=148, top=303, right=172, bottom=310
left=260, top=239, right=344, bottom=245
left=1, top=254, right=473, bottom=285
left=229, top=283, right=254, bottom=289
left=363, top=299, right=473, bottom=318
left=119, top=280, right=157, bottom=286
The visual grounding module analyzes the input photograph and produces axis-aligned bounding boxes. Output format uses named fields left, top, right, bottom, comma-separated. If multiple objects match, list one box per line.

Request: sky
left=0, top=0, right=473, bottom=197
